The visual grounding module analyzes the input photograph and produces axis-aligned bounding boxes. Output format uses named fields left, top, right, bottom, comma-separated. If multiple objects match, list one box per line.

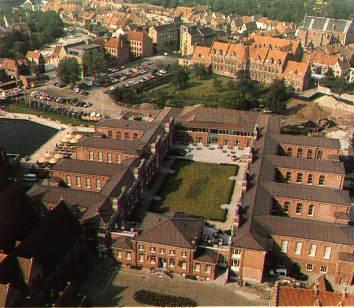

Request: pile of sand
left=284, top=102, right=330, bottom=125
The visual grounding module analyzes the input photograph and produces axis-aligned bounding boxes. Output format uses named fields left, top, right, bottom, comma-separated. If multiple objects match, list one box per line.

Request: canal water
left=0, top=119, right=57, bottom=156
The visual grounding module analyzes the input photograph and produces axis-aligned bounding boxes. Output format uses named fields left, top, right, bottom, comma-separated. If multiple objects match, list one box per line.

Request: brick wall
left=75, top=146, right=137, bottom=163
left=279, top=144, right=340, bottom=161
left=277, top=167, right=344, bottom=189
left=96, top=127, right=145, bottom=141
left=272, top=196, right=350, bottom=224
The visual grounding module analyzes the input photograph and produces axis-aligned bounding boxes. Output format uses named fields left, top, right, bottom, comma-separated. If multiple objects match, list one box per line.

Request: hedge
left=133, top=290, right=197, bottom=307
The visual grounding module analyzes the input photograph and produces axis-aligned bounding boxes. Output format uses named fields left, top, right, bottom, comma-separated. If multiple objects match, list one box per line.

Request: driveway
left=81, top=259, right=266, bottom=307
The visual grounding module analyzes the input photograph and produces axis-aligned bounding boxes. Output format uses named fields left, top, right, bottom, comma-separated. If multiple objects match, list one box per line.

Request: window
left=284, top=202, right=290, bottom=213
left=98, top=151, right=103, bottom=162
left=96, top=179, right=101, bottom=190
left=150, top=256, right=156, bottom=264
left=309, top=244, right=317, bottom=257
left=235, top=139, right=240, bottom=146
left=323, top=246, right=332, bottom=259
left=295, top=242, right=303, bottom=255
left=181, top=251, right=187, bottom=258
left=116, top=131, right=121, bottom=140
left=117, top=250, right=122, bottom=259
left=85, top=177, right=91, bottom=189
left=89, top=151, right=94, bottom=161
left=170, top=250, right=176, bottom=256
left=181, top=261, right=187, bottom=269
left=76, top=176, right=81, bottom=188
left=150, top=247, right=156, bottom=253
left=194, top=263, right=200, bottom=272
left=138, top=245, right=144, bottom=251
left=205, top=264, right=211, bottom=273
left=138, top=254, right=144, bottom=262
left=124, top=132, right=129, bottom=140
left=285, top=171, right=292, bottom=182
left=234, top=249, right=241, bottom=255
left=316, top=149, right=322, bottom=160
left=307, top=174, right=313, bottom=184
left=307, top=149, right=313, bottom=159
left=297, top=148, right=303, bottom=158
left=133, top=133, right=138, bottom=140
left=306, top=264, right=313, bottom=271
left=232, top=259, right=240, bottom=268
left=108, top=130, right=112, bottom=138
left=295, top=203, right=302, bottom=214
left=116, top=154, right=122, bottom=164
left=169, top=259, right=175, bottom=268
left=126, top=252, right=132, bottom=260
left=281, top=240, right=288, bottom=253
left=286, top=147, right=293, bottom=156
left=308, top=204, right=315, bottom=216
left=65, top=175, right=71, bottom=187
left=160, top=248, right=165, bottom=254
left=320, top=265, right=328, bottom=273
left=296, top=173, right=303, bottom=183
left=319, top=175, right=325, bottom=186
left=106, top=152, right=112, bottom=163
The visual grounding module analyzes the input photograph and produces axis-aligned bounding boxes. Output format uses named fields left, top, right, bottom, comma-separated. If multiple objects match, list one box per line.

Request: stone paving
left=82, top=260, right=266, bottom=307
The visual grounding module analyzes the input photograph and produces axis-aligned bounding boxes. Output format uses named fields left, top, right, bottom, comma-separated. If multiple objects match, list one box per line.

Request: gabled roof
left=26, top=50, right=42, bottom=59
left=135, top=213, right=203, bottom=249
left=275, top=133, right=340, bottom=149
left=301, top=16, right=353, bottom=34
left=14, top=202, right=82, bottom=276
left=275, top=283, right=354, bottom=306
left=97, top=118, right=153, bottom=131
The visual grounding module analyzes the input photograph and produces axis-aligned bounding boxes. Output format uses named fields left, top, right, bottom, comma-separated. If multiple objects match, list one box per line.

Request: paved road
left=82, top=263, right=266, bottom=307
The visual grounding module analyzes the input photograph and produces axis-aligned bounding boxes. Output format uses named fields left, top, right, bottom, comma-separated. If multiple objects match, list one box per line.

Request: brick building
left=28, top=108, right=178, bottom=256
left=185, top=37, right=311, bottom=91
left=104, top=36, right=130, bottom=64
left=180, top=25, right=217, bottom=57
left=148, top=22, right=181, bottom=53
left=111, top=212, right=219, bottom=280
left=298, top=16, right=354, bottom=48
left=229, top=113, right=353, bottom=286
left=173, top=106, right=258, bottom=148
left=126, top=31, right=153, bottom=58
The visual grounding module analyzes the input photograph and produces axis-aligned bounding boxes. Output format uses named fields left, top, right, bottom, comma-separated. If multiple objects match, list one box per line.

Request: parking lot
left=35, top=55, right=177, bottom=119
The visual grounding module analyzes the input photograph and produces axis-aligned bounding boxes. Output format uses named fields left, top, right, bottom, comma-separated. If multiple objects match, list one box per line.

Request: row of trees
left=57, top=49, right=109, bottom=85
left=147, top=63, right=292, bottom=112
left=0, top=10, right=64, bottom=59
left=131, top=0, right=354, bottom=22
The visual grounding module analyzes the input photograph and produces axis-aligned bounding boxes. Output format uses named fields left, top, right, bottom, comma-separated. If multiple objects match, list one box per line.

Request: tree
left=193, top=63, right=208, bottom=80
left=83, top=49, right=107, bottom=78
left=57, top=57, right=81, bottom=85
left=264, top=79, right=292, bottom=112
left=225, top=78, right=260, bottom=110
left=170, top=64, right=190, bottom=89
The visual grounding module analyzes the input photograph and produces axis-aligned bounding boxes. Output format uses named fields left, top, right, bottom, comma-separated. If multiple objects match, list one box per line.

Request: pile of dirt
left=283, top=102, right=330, bottom=125
left=135, top=103, right=159, bottom=110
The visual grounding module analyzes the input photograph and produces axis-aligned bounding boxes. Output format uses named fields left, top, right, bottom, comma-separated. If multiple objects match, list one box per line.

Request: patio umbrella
left=66, top=133, right=74, bottom=139
left=48, top=157, right=58, bottom=165
left=54, top=153, right=64, bottom=159
left=70, top=138, right=78, bottom=144
left=74, top=134, right=82, bottom=140
left=61, top=136, right=69, bottom=143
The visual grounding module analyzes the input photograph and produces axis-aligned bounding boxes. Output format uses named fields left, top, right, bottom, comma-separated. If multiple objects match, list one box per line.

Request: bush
left=133, top=290, right=197, bottom=307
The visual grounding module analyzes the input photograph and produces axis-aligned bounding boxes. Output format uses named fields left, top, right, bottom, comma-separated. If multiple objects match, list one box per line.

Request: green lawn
left=4, top=102, right=96, bottom=126
left=150, top=74, right=234, bottom=106
left=153, top=160, right=238, bottom=221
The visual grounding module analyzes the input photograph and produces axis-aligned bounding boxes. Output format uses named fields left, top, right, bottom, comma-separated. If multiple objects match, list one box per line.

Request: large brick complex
left=183, top=35, right=312, bottom=91
left=27, top=107, right=353, bottom=286
left=230, top=113, right=353, bottom=286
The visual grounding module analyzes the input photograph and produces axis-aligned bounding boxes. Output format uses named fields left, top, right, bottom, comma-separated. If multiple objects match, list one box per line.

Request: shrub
left=133, top=290, right=197, bottom=307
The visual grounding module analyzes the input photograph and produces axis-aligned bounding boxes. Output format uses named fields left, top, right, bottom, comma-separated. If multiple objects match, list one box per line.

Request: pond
left=0, top=119, right=58, bottom=156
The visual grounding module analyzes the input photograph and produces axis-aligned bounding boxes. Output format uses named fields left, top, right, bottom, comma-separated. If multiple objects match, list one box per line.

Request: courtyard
left=152, top=160, right=238, bottom=221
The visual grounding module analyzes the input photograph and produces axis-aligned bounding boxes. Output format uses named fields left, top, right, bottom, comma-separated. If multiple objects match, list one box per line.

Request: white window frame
left=309, top=244, right=317, bottom=257
left=281, top=240, right=288, bottom=253
left=308, top=204, right=315, bottom=216
left=306, top=263, right=313, bottom=271
left=295, top=242, right=303, bottom=255
left=323, top=246, right=332, bottom=259
left=320, top=265, right=328, bottom=273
